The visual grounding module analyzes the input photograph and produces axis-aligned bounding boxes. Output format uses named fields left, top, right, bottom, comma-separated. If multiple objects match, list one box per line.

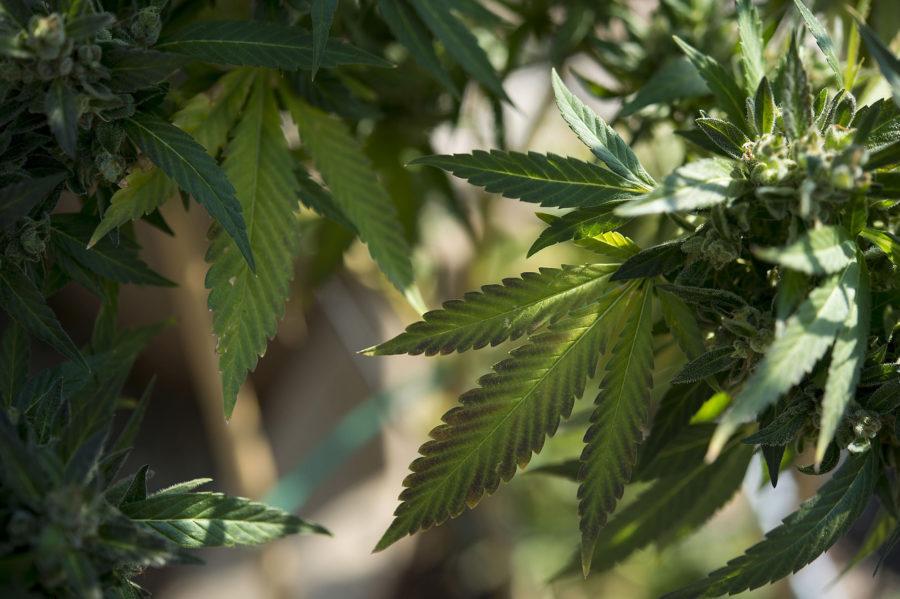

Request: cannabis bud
left=26, top=13, right=69, bottom=60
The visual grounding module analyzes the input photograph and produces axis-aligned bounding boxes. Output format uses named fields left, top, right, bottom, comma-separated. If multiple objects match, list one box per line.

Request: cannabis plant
left=371, top=1, right=900, bottom=595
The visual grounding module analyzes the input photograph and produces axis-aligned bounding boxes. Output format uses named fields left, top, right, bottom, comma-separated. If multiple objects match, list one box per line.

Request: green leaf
left=610, top=239, right=684, bottom=281
left=410, top=0, right=508, bottom=102
left=754, top=225, right=856, bottom=275
left=51, top=214, right=174, bottom=286
left=377, top=0, right=457, bottom=96
left=121, top=492, right=327, bottom=547
left=709, top=261, right=857, bottom=456
left=619, top=58, right=709, bottom=117
left=858, top=21, right=900, bottom=108
left=777, top=34, right=814, bottom=138
left=743, top=397, right=811, bottom=446
left=366, top=264, right=616, bottom=356
left=737, top=0, right=766, bottom=94
left=412, top=151, right=645, bottom=209
left=206, top=79, right=303, bottom=418
left=753, top=77, right=776, bottom=135
left=671, top=347, right=737, bottom=385
left=576, top=231, right=640, bottom=262
left=124, top=111, right=254, bottom=270
left=615, top=159, right=747, bottom=216
left=551, top=69, right=654, bottom=188
left=104, top=48, right=184, bottom=92
left=695, top=117, right=749, bottom=159
left=45, top=79, right=80, bottom=158
left=375, top=285, right=634, bottom=551
left=578, top=284, right=654, bottom=574
left=817, top=258, right=869, bottom=464
left=573, top=436, right=752, bottom=577
left=860, top=227, right=900, bottom=265
left=0, top=173, right=66, bottom=232
left=310, top=0, right=338, bottom=78
left=657, top=287, right=706, bottom=361
left=793, top=0, right=843, bottom=84
left=90, top=168, right=178, bottom=247
left=155, top=21, right=391, bottom=70
left=91, top=69, right=255, bottom=246
left=673, top=36, right=750, bottom=135
left=282, top=92, right=416, bottom=298
left=528, top=206, right=628, bottom=257
left=0, top=410, right=47, bottom=501
left=296, top=166, right=356, bottom=231
left=0, top=322, right=27, bottom=408
left=664, top=452, right=877, bottom=598
left=0, top=266, right=85, bottom=367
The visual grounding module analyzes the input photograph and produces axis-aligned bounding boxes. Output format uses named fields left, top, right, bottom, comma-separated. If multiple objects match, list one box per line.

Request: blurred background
left=43, top=0, right=900, bottom=597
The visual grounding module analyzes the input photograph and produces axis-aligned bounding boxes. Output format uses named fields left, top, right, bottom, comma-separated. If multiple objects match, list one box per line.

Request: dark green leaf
left=620, top=57, right=709, bottom=117
left=122, top=492, right=328, bottom=546
left=367, top=264, right=616, bottom=355
left=0, top=266, right=84, bottom=367
left=793, top=0, right=843, bottom=83
left=671, top=347, right=737, bottom=385
left=377, top=0, right=457, bottom=95
left=104, top=48, right=184, bottom=92
left=0, top=173, right=66, bottom=232
left=753, top=77, right=776, bottom=134
left=610, top=238, right=684, bottom=281
left=412, top=150, right=645, bottom=208
left=674, top=36, right=750, bottom=134
left=410, top=0, right=508, bottom=101
left=695, top=117, right=749, bottom=159
left=857, top=20, right=900, bottom=108
left=155, top=21, right=391, bottom=70
left=45, top=80, right=80, bottom=158
left=51, top=214, right=174, bottom=286
left=124, top=112, right=254, bottom=270
left=665, top=452, right=877, bottom=598
left=310, top=0, right=338, bottom=78
left=737, top=0, right=765, bottom=93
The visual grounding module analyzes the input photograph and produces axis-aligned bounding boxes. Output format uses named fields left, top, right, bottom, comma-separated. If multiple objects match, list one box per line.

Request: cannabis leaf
left=793, top=0, right=843, bottom=84
left=411, top=151, right=645, bottom=209
left=92, top=69, right=256, bottom=246
left=754, top=226, right=857, bottom=275
left=615, top=159, right=747, bottom=216
left=572, top=435, right=752, bottom=577
left=619, top=58, right=708, bottom=117
left=674, top=37, right=751, bottom=135
left=155, top=21, right=391, bottom=70
left=529, top=206, right=629, bottom=257
left=737, top=0, right=765, bottom=94
left=552, top=69, right=654, bottom=188
left=375, top=285, right=634, bottom=551
left=52, top=218, right=174, bottom=288
left=817, top=259, right=869, bottom=464
left=45, top=80, right=79, bottom=158
left=409, top=0, right=508, bottom=102
left=121, top=492, right=327, bottom=547
left=282, top=91, right=417, bottom=303
left=665, top=452, right=877, bottom=598
left=578, top=283, right=654, bottom=574
left=710, top=260, right=858, bottom=456
left=0, top=266, right=85, bottom=368
left=857, top=21, right=900, bottom=108
left=377, top=0, right=458, bottom=96
left=0, top=173, right=66, bottom=232
left=206, top=78, right=302, bottom=418
left=367, top=264, right=616, bottom=355
left=124, top=112, right=254, bottom=270
left=310, top=0, right=339, bottom=78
